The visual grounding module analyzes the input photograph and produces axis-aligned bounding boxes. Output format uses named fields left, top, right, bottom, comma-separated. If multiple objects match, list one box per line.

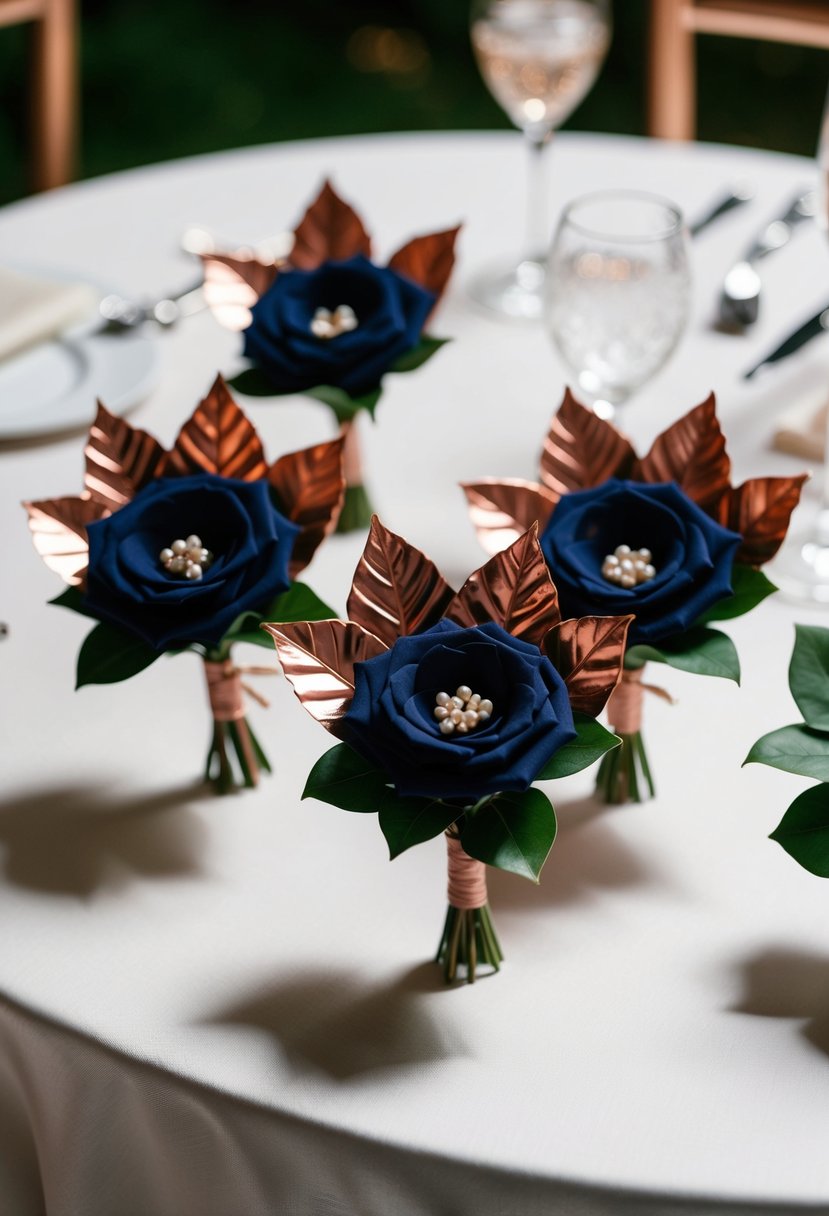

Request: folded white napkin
left=773, top=386, right=829, bottom=462
left=0, top=265, right=99, bottom=362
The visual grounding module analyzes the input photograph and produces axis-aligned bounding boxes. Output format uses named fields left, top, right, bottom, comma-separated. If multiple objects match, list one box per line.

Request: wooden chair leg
left=31, top=0, right=76, bottom=190
left=648, top=0, right=696, bottom=141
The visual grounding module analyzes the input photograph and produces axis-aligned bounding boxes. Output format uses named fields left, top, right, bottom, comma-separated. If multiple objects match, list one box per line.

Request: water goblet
left=544, top=189, right=691, bottom=419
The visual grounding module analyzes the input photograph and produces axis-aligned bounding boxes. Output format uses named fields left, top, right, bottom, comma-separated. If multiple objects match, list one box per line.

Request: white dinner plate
left=0, top=285, right=162, bottom=442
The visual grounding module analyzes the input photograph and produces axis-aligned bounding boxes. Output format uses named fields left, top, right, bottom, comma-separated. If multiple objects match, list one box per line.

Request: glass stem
left=525, top=130, right=552, bottom=263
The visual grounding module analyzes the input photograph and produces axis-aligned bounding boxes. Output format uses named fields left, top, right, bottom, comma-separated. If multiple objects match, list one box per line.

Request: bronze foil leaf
left=164, top=375, right=268, bottom=481
left=540, top=387, right=635, bottom=495
left=387, top=226, right=460, bottom=304
left=23, top=494, right=108, bottom=586
left=269, top=436, right=346, bottom=578
left=462, top=478, right=559, bottom=557
left=634, top=393, right=731, bottom=511
left=347, top=516, right=455, bottom=649
left=444, top=524, right=561, bottom=645
left=84, top=400, right=165, bottom=511
left=201, top=253, right=278, bottom=331
left=290, top=180, right=372, bottom=271
left=545, top=615, right=633, bottom=717
left=726, top=475, right=808, bottom=566
left=263, top=619, right=387, bottom=735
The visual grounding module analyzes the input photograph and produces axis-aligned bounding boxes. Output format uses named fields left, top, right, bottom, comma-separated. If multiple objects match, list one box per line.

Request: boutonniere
left=264, top=517, right=631, bottom=983
left=201, top=179, right=459, bottom=531
left=464, top=389, right=807, bottom=803
left=24, top=375, right=343, bottom=793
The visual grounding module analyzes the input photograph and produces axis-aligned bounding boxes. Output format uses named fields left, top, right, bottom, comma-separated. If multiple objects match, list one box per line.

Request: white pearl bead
left=186, top=534, right=202, bottom=550
left=199, top=549, right=211, bottom=566
left=436, top=691, right=451, bottom=706
left=434, top=706, right=449, bottom=721
left=455, top=721, right=469, bottom=734
left=439, top=719, right=456, bottom=735
left=185, top=564, right=203, bottom=580
left=171, top=539, right=187, bottom=556
left=169, top=556, right=186, bottom=573
left=451, top=696, right=464, bottom=709
left=477, top=710, right=491, bottom=723
left=456, top=685, right=472, bottom=703
left=479, top=699, right=493, bottom=715
left=620, top=574, right=636, bottom=589
left=463, top=710, right=479, bottom=727
left=313, top=307, right=332, bottom=321
left=619, top=558, right=634, bottom=573
left=637, top=548, right=652, bottom=563
left=468, top=693, right=481, bottom=707
left=159, top=548, right=174, bottom=563
left=450, top=708, right=463, bottom=724
left=615, top=544, right=631, bottom=557
left=336, top=304, right=356, bottom=322
left=643, top=564, right=656, bottom=580
left=603, top=554, right=619, bottom=568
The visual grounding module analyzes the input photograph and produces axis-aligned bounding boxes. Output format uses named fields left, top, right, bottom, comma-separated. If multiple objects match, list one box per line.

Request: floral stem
left=436, top=832, right=503, bottom=983
left=595, top=730, right=655, bottom=804
left=336, top=418, right=374, bottom=532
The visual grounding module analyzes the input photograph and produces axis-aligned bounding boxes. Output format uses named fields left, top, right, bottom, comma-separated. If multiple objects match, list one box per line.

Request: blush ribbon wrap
left=446, top=833, right=488, bottom=910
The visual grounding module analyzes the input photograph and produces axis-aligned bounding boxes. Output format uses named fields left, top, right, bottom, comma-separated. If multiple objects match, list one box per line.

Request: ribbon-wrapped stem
left=435, top=828, right=503, bottom=984
left=203, top=657, right=273, bottom=794
left=595, top=665, right=659, bottom=804
left=336, top=417, right=375, bottom=533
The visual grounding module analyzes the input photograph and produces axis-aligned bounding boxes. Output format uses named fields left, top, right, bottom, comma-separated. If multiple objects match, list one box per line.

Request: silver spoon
left=718, top=189, right=816, bottom=331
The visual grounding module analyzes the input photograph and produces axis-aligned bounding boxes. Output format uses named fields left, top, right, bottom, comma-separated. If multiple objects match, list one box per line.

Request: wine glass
left=544, top=189, right=691, bottom=419
left=469, top=0, right=611, bottom=320
left=769, top=88, right=829, bottom=603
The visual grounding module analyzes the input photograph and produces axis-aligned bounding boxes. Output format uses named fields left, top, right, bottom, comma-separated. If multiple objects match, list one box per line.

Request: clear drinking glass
left=770, top=88, right=829, bottom=603
left=544, top=189, right=691, bottom=418
left=469, top=0, right=611, bottom=320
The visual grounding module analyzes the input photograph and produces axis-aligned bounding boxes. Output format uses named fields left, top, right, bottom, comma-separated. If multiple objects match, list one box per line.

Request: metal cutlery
left=98, top=277, right=206, bottom=333
left=688, top=182, right=755, bottom=238
left=718, top=189, right=816, bottom=330
left=743, top=300, right=829, bottom=379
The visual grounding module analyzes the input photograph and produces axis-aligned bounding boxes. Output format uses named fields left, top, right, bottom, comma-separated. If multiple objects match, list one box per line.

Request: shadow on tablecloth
left=730, top=946, right=829, bottom=1062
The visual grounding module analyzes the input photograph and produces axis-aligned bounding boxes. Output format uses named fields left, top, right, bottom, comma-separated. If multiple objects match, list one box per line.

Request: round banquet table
left=2, top=131, right=829, bottom=1216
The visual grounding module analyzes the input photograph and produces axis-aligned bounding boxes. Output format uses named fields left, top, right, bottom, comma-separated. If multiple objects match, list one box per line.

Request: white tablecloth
left=2, top=132, right=829, bottom=1216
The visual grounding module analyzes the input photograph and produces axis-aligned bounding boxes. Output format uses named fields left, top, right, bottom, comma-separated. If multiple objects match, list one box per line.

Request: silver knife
left=743, top=303, right=829, bottom=379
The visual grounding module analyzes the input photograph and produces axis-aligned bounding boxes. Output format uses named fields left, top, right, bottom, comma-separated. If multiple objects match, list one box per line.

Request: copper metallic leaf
left=23, top=494, right=108, bottom=587
left=268, top=436, right=346, bottom=578
left=200, top=253, right=278, bottom=331
left=290, top=180, right=372, bottom=271
left=84, top=400, right=165, bottom=511
left=726, top=475, right=809, bottom=566
left=163, top=375, right=268, bottom=481
left=387, top=226, right=460, bottom=305
left=462, top=478, right=559, bottom=557
left=633, top=393, right=731, bottom=511
left=444, top=524, right=560, bottom=645
left=545, top=615, right=634, bottom=717
left=263, top=619, right=387, bottom=736
left=539, top=387, right=635, bottom=495
left=346, top=516, right=455, bottom=649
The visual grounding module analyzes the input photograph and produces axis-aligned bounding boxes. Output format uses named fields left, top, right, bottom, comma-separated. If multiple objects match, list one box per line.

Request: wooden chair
left=0, top=0, right=77, bottom=191
left=649, top=0, right=829, bottom=141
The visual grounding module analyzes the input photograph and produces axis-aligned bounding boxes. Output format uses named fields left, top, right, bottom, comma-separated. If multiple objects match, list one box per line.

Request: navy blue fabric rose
left=85, top=473, right=299, bottom=651
left=242, top=254, right=435, bottom=397
left=344, top=619, right=576, bottom=800
left=540, top=480, right=741, bottom=646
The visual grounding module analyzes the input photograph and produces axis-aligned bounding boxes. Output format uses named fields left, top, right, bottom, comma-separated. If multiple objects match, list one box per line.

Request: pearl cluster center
left=602, top=544, right=656, bottom=589
left=159, top=534, right=213, bottom=581
left=310, top=304, right=358, bottom=340
left=433, top=686, right=493, bottom=736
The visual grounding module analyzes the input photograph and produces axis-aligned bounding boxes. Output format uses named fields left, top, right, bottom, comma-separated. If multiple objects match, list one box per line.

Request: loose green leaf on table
left=699, top=565, right=777, bottom=623
left=744, top=724, right=829, bottom=781
left=76, top=621, right=161, bottom=688
left=769, top=784, right=829, bottom=877
left=535, top=714, right=621, bottom=780
left=788, top=623, right=829, bottom=731
left=461, top=788, right=556, bottom=882
left=388, top=335, right=449, bottom=374
left=303, top=742, right=391, bottom=812
left=626, top=626, right=740, bottom=683
left=378, top=791, right=459, bottom=859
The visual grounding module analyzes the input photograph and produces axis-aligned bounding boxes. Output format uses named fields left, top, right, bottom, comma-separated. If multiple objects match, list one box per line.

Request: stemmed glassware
left=544, top=189, right=691, bottom=419
left=770, top=88, right=829, bottom=603
left=469, top=0, right=611, bottom=320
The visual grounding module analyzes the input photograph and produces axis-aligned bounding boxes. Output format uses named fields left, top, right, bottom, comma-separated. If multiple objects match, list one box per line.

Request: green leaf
left=626, top=626, right=740, bottom=683
left=698, top=566, right=777, bottom=623
left=460, top=788, right=556, bottom=882
left=388, top=335, right=449, bottom=374
left=744, top=724, right=829, bottom=781
left=378, top=792, right=459, bottom=859
left=224, top=582, right=335, bottom=649
left=789, top=623, right=829, bottom=731
left=535, top=713, right=621, bottom=780
left=76, top=621, right=162, bottom=688
left=306, top=383, right=382, bottom=423
left=50, top=586, right=97, bottom=619
left=769, top=785, right=829, bottom=878
left=227, top=366, right=281, bottom=397
left=302, top=743, right=390, bottom=812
